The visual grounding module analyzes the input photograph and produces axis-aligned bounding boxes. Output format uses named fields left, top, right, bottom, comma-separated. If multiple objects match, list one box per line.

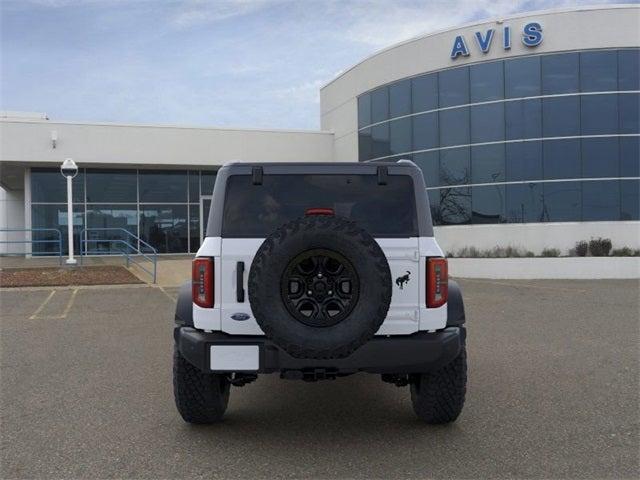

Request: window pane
left=412, top=112, right=438, bottom=151
left=412, top=73, right=438, bottom=113
left=543, top=97, right=580, bottom=137
left=472, top=185, right=505, bottom=224
left=31, top=168, right=84, bottom=203
left=621, top=179, right=640, bottom=220
left=139, top=205, right=188, bottom=253
left=439, top=187, right=471, bottom=225
left=370, top=86, right=389, bottom=123
left=139, top=170, right=187, bottom=203
left=619, top=93, right=639, bottom=134
left=389, top=117, right=412, bottom=155
left=581, top=94, right=618, bottom=135
left=505, top=98, right=542, bottom=140
left=506, top=141, right=543, bottom=182
left=582, top=180, right=620, bottom=221
left=413, top=151, right=439, bottom=188
left=189, top=204, right=200, bottom=252
left=389, top=79, right=411, bottom=118
left=439, top=67, right=469, bottom=108
left=505, top=56, right=541, bottom=98
left=358, top=94, right=371, bottom=128
left=580, top=51, right=617, bottom=92
left=200, top=171, right=217, bottom=196
left=188, top=171, right=200, bottom=202
left=439, top=108, right=469, bottom=147
left=619, top=49, right=640, bottom=91
left=543, top=182, right=581, bottom=222
left=542, top=52, right=579, bottom=94
left=506, top=183, right=543, bottom=223
left=470, top=61, right=504, bottom=102
left=471, top=144, right=505, bottom=184
left=371, top=123, right=390, bottom=158
left=620, top=136, right=640, bottom=177
left=427, top=189, right=441, bottom=225
left=470, top=103, right=504, bottom=143
left=582, top=137, right=619, bottom=178
left=580, top=94, right=618, bottom=135
left=543, top=139, right=580, bottom=179
left=86, top=205, right=138, bottom=254
left=358, top=128, right=373, bottom=161
left=31, top=204, right=84, bottom=255
left=440, top=147, right=470, bottom=186
left=86, top=169, right=136, bottom=203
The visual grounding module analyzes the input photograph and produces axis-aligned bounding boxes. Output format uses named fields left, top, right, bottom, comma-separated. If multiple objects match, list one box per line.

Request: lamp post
left=60, top=158, right=78, bottom=265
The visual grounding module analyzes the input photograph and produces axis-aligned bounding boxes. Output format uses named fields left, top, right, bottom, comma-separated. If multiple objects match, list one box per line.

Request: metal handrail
left=79, top=228, right=158, bottom=283
left=0, top=228, right=63, bottom=264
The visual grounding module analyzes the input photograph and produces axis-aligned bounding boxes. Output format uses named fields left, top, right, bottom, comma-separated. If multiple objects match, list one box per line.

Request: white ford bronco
left=173, top=161, right=467, bottom=424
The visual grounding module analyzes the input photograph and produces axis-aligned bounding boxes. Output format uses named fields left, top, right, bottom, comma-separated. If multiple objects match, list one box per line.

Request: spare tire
left=248, top=215, right=392, bottom=359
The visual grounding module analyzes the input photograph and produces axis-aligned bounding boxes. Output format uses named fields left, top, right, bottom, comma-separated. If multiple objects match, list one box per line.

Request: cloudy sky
left=0, top=0, right=628, bottom=129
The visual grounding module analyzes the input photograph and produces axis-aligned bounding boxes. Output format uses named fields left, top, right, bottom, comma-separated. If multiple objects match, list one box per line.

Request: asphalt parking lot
left=1, top=279, right=638, bottom=479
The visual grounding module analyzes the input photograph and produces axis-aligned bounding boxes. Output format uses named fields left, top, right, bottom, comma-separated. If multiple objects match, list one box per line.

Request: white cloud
left=171, top=0, right=284, bottom=28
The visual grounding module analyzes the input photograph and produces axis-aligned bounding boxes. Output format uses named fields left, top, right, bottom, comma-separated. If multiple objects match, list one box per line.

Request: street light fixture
left=60, top=158, right=78, bottom=265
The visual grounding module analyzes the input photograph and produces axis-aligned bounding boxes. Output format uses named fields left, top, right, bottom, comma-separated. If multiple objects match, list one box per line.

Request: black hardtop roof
left=222, top=161, right=416, bottom=170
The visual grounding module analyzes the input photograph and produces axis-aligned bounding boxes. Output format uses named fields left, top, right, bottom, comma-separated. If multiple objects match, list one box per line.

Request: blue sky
left=0, top=0, right=628, bottom=129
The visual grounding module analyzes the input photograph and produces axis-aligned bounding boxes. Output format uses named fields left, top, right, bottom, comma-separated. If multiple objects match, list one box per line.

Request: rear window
left=222, top=174, right=418, bottom=237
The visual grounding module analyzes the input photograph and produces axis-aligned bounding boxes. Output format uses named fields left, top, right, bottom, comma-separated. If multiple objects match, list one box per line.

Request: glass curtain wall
left=357, top=48, right=640, bottom=225
left=31, top=168, right=217, bottom=255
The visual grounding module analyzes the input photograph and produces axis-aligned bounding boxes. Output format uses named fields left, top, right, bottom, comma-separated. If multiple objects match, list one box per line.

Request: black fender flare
left=175, top=281, right=193, bottom=327
left=447, top=279, right=466, bottom=326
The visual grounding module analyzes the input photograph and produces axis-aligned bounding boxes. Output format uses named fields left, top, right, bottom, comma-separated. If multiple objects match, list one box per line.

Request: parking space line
left=158, top=286, right=177, bottom=303
left=29, top=290, right=56, bottom=319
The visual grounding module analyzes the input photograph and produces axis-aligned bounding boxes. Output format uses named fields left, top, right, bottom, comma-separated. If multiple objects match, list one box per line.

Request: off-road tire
left=410, top=343, right=467, bottom=424
left=173, top=344, right=230, bottom=424
left=248, top=215, right=392, bottom=359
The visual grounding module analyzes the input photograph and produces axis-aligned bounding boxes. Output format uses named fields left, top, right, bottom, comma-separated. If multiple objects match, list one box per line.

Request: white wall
left=435, top=221, right=640, bottom=256
left=0, top=120, right=335, bottom=167
left=320, top=5, right=640, bottom=160
left=0, top=186, right=26, bottom=254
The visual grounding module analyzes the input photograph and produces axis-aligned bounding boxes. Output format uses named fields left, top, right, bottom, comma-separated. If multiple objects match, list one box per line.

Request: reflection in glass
left=201, top=171, right=217, bottom=197
left=358, top=128, right=372, bottom=161
left=471, top=144, right=505, bottom=184
left=542, top=53, right=579, bottom=94
left=618, top=49, right=640, bottom=91
left=620, top=137, right=640, bottom=177
left=542, top=96, right=580, bottom=137
left=470, top=61, right=504, bottom=102
left=189, top=171, right=200, bottom=203
left=32, top=168, right=85, bottom=203
left=439, top=108, right=469, bottom=147
left=580, top=51, right=617, bottom=92
left=542, top=182, right=581, bottom=222
left=31, top=204, right=84, bottom=255
left=619, top=93, right=639, bottom=134
left=189, top=204, right=200, bottom=252
left=505, top=99, right=542, bottom=140
left=439, top=187, right=471, bottom=225
left=621, top=180, right=640, bottom=220
left=413, top=112, right=438, bottom=151
left=390, top=118, right=412, bottom=155
left=506, top=142, right=543, bottom=182
left=581, top=94, right=618, bottom=135
left=505, top=56, right=540, bottom=98
left=390, top=79, right=411, bottom=118
left=470, top=103, right=504, bottom=143
left=472, top=185, right=505, bottom=224
left=140, top=205, right=188, bottom=253
left=139, top=170, right=188, bottom=203
left=412, top=74, right=438, bottom=113
left=440, top=148, right=470, bottom=186
left=86, top=169, right=136, bottom=203
left=582, top=137, right=619, bottom=178
left=358, top=94, right=371, bottom=128
left=427, top=189, right=441, bottom=225
left=413, top=152, right=439, bottom=188
left=439, top=67, right=469, bottom=108
left=543, top=139, right=581, bottom=180
left=506, top=183, right=543, bottom=223
left=86, top=205, right=138, bottom=254
left=583, top=181, right=620, bottom=221
left=371, top=87, right=389, bottom=123
left=371, top=123, right=390, bottom=158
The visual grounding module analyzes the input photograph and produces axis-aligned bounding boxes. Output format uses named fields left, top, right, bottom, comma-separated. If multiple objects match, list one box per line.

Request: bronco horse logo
left=395, top=271, right=411, bottom=290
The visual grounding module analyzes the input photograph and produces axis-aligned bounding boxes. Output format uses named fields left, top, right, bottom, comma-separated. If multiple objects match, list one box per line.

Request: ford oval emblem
left=231, top=312, right=251, bottom=321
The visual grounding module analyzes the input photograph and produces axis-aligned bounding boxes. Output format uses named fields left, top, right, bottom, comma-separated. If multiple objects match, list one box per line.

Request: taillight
left=427, top=258, right=448, bottom=308
left=192, top=258, right=214, bottom=308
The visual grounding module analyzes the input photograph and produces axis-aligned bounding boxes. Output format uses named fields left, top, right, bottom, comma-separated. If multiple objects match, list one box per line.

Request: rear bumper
left=174, top=326, right=465, bottom=375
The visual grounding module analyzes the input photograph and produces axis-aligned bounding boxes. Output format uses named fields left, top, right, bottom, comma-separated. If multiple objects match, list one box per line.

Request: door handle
left=236, top=261, right=245, bottom=303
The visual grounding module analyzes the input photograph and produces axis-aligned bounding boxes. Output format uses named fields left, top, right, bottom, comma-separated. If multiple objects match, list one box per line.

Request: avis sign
left=450, top=22, right=543, bottom=59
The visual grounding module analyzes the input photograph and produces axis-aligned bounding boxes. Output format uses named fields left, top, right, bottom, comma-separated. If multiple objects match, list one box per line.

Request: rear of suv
left=173, top=161, right=467, bottom=424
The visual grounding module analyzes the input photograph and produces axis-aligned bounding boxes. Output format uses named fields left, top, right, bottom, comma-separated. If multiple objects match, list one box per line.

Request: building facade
left=1, top=5, right=639, bottom=257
